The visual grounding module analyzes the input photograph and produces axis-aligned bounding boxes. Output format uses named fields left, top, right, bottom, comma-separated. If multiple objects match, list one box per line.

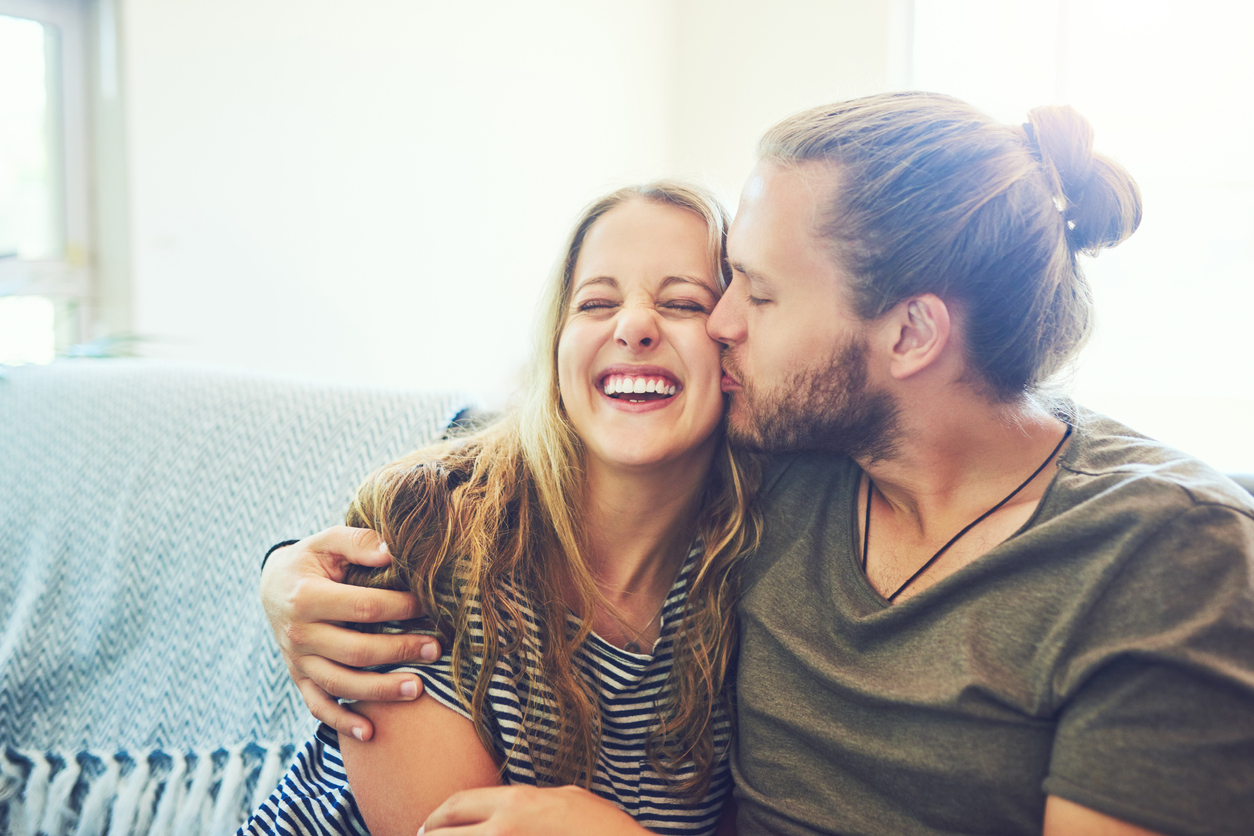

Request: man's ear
left=881, top=293, right=951, bottom=381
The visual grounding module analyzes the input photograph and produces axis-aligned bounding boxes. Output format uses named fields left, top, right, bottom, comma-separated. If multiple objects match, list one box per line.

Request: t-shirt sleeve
left=1044, top=502, right=1254, bottom=835
left=360, top=658, right=476, bottom=724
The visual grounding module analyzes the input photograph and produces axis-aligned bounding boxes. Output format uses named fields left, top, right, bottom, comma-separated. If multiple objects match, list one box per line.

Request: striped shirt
left=238, top=545, right=732, bottom=835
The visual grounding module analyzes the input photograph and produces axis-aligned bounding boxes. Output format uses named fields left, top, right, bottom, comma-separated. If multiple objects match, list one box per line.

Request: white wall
left=116, top=0, right=902, bottom=406
left=117, top=1, right=1252, bottom=473
left=668, top=0, right=910, bottom=196
left=120, top=0, right=681, bottom=403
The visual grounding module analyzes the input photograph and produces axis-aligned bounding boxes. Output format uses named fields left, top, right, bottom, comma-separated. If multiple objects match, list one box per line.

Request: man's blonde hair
left=760, top=92, right=1142, bottom=399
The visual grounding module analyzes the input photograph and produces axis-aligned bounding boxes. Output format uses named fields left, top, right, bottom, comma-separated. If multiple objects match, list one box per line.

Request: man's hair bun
left=758, top=92, right=1145, bottom=398
left=1026, top=105, right=1142, bottom=254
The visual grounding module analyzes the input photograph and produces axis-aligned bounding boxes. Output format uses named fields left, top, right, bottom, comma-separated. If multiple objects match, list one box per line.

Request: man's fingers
left=286, top=610, right=440, bottom=667
left=297, top=576, right=425, bottom=625
left=294, top=677, right=375, bottom=742
left=299, top=654, right=427, bottom=703
left=307, top=525, right=394, bottom=568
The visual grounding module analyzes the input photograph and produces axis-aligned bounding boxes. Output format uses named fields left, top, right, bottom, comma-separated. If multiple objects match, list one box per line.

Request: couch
left=0, top=360, right=474, bottom=836
left=2, top=360, right=1251, bottom=836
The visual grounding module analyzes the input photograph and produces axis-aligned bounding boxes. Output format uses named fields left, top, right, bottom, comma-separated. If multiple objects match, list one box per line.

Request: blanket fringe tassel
left=0, top=743, right=294, bottom=836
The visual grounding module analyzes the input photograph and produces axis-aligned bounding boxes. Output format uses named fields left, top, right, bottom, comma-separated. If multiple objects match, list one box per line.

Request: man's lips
left=719, top=348, right=744, bottom=392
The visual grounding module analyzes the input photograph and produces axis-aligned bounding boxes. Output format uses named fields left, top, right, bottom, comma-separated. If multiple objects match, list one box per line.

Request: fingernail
left=401, top=679, right=418, bottom=698
left=352, top=726, right=365, bottom=741
left=378, top=541, right=389, bottom=554
left=420, top=642, right=440, bottom=662
left=416, top=826, right=425, bottom=836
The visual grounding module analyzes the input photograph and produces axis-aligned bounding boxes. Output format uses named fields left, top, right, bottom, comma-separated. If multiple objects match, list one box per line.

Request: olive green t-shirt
left=732, top=407, right=1254, bottom=836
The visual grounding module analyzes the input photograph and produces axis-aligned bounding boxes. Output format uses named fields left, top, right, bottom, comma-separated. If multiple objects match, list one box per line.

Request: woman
left=240, top=181, right=760, bottom=836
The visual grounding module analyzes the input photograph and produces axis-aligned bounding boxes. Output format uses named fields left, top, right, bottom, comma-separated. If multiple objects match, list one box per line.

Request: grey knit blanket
left=0, top=360, right=473, bottom=836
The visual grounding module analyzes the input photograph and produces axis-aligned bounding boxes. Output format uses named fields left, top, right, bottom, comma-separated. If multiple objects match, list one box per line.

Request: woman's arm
left=341, top=693, right=501, bottom=836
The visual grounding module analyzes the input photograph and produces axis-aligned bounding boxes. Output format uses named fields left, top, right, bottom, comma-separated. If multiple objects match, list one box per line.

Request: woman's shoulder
left=342, top=444, right=487, bottom=595
left=375, top=441, right=482, bottom=493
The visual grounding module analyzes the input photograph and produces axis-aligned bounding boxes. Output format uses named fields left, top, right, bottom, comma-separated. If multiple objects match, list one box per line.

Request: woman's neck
left=580, top=456, right=710, bottom=599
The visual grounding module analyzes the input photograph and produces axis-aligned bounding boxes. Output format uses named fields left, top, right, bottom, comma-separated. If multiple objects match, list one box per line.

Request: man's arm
left=260, top=526, right=443, bottom=741
left=1042, top=503, right=1254, bottom=834
left=1044, top=796, right=1167, bottom=836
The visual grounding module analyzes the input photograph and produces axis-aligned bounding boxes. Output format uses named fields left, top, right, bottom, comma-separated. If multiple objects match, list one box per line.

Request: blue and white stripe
left=239, top=545, right=732, bottom=835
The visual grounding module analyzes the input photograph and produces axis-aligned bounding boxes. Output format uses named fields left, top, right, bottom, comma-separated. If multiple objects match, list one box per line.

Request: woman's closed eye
left=661, top=299, right=709, bottom=314
left=574, top=298, right=618, bottom=313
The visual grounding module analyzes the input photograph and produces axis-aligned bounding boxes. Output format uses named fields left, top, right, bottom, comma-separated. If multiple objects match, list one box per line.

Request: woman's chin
left=584, top=432, right=720, bottom=476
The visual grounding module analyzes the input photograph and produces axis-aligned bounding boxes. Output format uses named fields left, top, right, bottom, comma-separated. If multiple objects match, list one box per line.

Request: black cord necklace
left=863, top=423, right=1072, bottom=603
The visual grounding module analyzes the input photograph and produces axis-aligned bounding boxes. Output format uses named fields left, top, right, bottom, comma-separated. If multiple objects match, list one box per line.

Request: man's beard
left=723, top=336, right=900, bottom=463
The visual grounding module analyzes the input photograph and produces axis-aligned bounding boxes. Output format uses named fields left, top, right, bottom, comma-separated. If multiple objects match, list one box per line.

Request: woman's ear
left=882, top=293, right=952, bottom=381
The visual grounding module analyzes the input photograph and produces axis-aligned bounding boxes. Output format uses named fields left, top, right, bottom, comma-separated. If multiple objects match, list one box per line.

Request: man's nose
left=707, top=287, right=743, bottom=345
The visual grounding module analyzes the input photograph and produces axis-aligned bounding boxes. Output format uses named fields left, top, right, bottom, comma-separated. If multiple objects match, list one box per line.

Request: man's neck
left=856, top=393, right=1068, bottom=541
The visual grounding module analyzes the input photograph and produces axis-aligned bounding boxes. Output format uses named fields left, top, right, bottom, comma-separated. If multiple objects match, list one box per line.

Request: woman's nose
left=614, top=305, right=660, bottom=351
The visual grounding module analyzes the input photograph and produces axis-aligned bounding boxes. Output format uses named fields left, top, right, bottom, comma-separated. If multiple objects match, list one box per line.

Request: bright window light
left=0, top=295, right=56, bottom=364
left=0, top=14, right=62, bottom=260
left=913, top=0, right=1254, bottom=473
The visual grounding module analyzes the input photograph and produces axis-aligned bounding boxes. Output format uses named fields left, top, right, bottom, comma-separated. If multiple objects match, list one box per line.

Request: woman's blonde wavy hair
left=344, top=181, right=761, bottom=800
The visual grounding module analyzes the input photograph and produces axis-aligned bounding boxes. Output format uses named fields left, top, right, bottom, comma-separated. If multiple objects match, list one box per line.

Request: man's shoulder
left=760, top=451, right=859, bottom=500
left=1058, top=406, right=1254, bottom=519
left=741, top=452, right=860, bottom=592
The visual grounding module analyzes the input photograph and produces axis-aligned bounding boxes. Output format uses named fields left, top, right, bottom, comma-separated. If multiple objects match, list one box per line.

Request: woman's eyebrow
left=572, top=276, right=619, bottom=293
left=660, top=275, right=718, bottom=297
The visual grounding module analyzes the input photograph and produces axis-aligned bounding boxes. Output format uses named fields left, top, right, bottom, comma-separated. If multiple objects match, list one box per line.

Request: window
left=0, top=0, right=89, bottom=364
left=913, top=0, right=1254, bottom=472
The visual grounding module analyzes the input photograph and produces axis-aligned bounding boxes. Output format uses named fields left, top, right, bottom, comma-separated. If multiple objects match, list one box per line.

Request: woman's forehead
left=573, top=200, right=716, bottom=284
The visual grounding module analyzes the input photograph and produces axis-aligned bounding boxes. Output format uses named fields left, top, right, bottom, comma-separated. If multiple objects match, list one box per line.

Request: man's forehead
left=725, top=160, right=852, bottom=302
left=730, top=162, right=839, bottom=253
left=739, top=166, right=770, bottom=203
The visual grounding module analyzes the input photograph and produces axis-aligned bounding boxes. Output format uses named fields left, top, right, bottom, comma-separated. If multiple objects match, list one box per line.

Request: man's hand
left=419, top=786, right=648, bottom=836
left=260, top=526, right=443, bottom=742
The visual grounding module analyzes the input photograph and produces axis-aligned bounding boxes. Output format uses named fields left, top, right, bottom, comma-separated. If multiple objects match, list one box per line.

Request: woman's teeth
left=601, top=374, right=678, bottom=400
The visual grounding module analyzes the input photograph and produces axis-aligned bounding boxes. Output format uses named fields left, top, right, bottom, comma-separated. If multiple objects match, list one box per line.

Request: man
left=262, top=93, right=1254, bottom=835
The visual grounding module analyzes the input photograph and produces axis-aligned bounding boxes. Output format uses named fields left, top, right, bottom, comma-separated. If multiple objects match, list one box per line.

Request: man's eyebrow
left=730, top=261, right=772, bottom=286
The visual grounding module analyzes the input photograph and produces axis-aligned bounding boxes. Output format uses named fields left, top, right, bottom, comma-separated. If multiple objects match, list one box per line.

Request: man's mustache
left=719, top=348, right=743, bottom=386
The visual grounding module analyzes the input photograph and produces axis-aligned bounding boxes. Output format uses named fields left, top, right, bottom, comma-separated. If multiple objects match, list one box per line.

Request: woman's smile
left=557, top=197, right=725, bottom=472
left=597, top=365, right=681, bottom=411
